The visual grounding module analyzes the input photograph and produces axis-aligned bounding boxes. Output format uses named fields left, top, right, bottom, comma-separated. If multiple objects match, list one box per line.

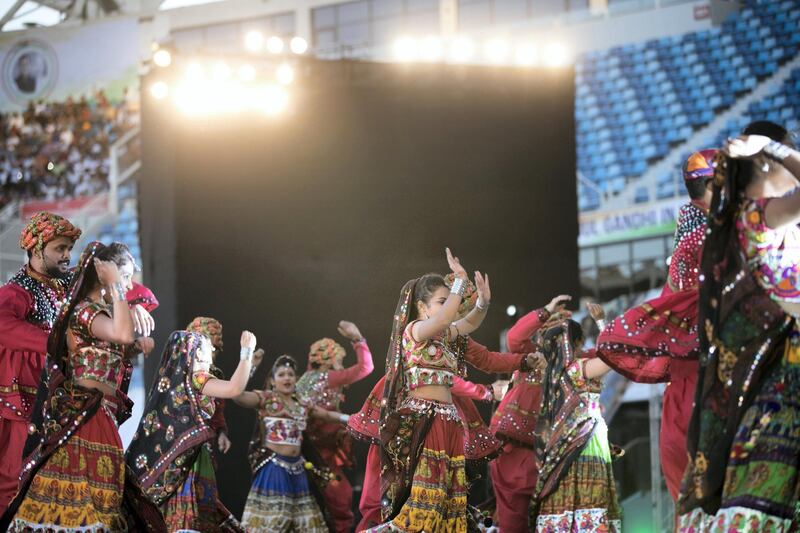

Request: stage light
left=290, top=36, right=308, bottom=54
left=267, top=36, right=285, bottom=54
left=392, top=37, right=418, bottom=62
left=245, top=31, right=264, bottom=52
left=258, top=84, right=289, bottom=115
left=544, top=42, right=570, bottom=67
left=153, top=49, right=172, bottom=68
left=484, top=38, right=510, bottom=64
left=151, top=82, right=169, bottom=100
left=150, top=81, right=169, bottom=100
left=514, top=42, right=538, bottom=66
left=506, top=305, right=517, bottom=317
left=212, top=62, right=232, bottom=81
left=238, top=64, right=257, bottom=82
left=186, top=62, right=204, bottom=81
left=448, top=36, right=475, bottom=62
left=276, top=63, right=294, bottom=85
left=419, top=36, right=444, bottom=62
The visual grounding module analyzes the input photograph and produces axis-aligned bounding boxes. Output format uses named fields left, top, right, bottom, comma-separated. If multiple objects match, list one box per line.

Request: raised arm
left=201, top=331, right=256, bottom=399
left=411, top=248, right=468, bottom=342
left=233, top=390, right=262, bottom=409
left=507, top=295, right=571, bottom=353
left=89, top=260, right=135, bottom=345
left=450, top=271, right=490, bottom=337
left=328, top=321, right=374, bottom=387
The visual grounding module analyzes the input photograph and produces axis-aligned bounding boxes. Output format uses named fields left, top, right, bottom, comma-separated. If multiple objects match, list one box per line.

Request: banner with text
left=579, top=197, right=686, bottom=246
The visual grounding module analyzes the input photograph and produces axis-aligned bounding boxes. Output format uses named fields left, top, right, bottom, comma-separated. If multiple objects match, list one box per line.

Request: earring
left=762, top=162, right=770, bottom=172
left=100, top=288, right=107, bottom=297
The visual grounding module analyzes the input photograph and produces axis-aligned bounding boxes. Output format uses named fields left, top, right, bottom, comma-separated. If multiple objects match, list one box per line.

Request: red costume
left=0, top=212, right=81, bottom=513
left=349, top=339, right=517, bottom=532
left=489, top=307, right=550, bottom=533
left=296, top=337, right=375, bottom=533
left=594, top=150, right=714, bottom=500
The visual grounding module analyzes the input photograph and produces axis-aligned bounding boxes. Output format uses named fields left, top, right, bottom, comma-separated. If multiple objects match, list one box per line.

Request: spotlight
left=185, top=62, right=204, bottom=81
left=153, top=49, right=172, bottom=68
left=276, top=63, right=294, bottom=85
left=392, top=37, right=418, bottom=62
left=258, top=84, right=289, bottom=115
left=448, top=36, right=475, bottom=63
left=544, top=42, right=570, bottom=67
left=150, top=81, right=169, bottom=100
left=484, top=38, right=510, bottom=63
left=267, top=36, right=285, bottom=54
left=212, top=62, right=232, bottom=81
left=290, top=36, right=308, bottom=54
left=419, top=36, right=444, bottom=62
left=506, top=305, right=517, bottom=317
left=245, top=31, right=264, bottom=52
left=515, top=42, right=538, bottom=66
left=238, top=64, right=257, bottom=82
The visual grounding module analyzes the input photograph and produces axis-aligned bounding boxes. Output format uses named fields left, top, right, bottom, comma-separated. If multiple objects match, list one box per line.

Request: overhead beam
left=0, top=0, right=30, bottom=29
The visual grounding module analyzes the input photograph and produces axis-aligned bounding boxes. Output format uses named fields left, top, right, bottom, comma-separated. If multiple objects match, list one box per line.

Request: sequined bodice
left=402, top=321, right=459, bottom=390
left=566, top=357, right=604, bottom=394
left=668, top=202, right=707, bottom=291
left=190, top=371, right=215, bottom=420
left=257, top=390, right=309, bottom=447
left=68, top=299, right=126, bottom=389
left=296, top=370, right=344, bottom=411
left=9, top=266, right=71, bottom=332
left=738, top=198, right=800, bottom=307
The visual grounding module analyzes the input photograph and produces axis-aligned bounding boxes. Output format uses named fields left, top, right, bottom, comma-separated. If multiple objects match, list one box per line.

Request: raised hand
left=446, top=247, right=468, bottom=281
left=93, top=258, right=121, bottom=286
left=474, top=272, right=491, bottom=305
left=545, top=294, right=571, bottom=314
left=724, top=135, right=771, bottom=159
left=240, top=330, right=257, bottom=350
left=337, top=320, right=363, bottom=341
left=526, top=351, right=547, bottom=372
left=252, top=348, right=265, bottom=368
left=131, top=304, right=155, bottom=337
left=586, top=302, right=606, bottom=323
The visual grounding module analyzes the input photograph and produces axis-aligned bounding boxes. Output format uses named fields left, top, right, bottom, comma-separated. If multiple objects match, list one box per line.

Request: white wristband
left=240, top=347, right=254, bottom=361
left=338, top=413, right=350, bottom=424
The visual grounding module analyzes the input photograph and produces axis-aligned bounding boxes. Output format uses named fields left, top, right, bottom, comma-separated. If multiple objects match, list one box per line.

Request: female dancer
left=369, top=248, right=542, bottom=532
left=235, top=354, right=350, bottom=532
left=295, top=321, right=374, bottom=533
left=489, top=294, right=571, bottom=533
left=126, top=328, right=257, bottom=532
left=0, top=242, right=165, bottom=532
left=528, top=316, right=621, bottom=532
left=678, top=123, right=800, bottom=530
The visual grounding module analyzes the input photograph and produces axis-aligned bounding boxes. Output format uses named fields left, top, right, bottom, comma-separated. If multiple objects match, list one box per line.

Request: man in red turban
left=0, top=211, right=82, bottom=513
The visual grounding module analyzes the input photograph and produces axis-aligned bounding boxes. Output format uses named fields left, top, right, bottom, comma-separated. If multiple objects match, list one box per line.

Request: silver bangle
left=763, top=141, right=792, bottom=161
left=338, top=413, right=350, bottom=424
left=240, top=347, right=254, bottom=361
left=112, top=282, right=126, bottom=301
left=596, top=319, right=607, bottom=330
left=450, top=277, right=466, bottom=297
left=476, top=298, right=489, bottom=312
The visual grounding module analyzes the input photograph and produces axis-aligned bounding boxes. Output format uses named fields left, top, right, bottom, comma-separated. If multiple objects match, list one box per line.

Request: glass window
left=406, top=0, right=438, bottom=12
left=313, top=5, right=337, bottom=28
left=531, top=0, right=566, bottom=18
left=338, top=21, right=370, bottom=45
left=372, top=0, right=403, bottom=18
left=338, top=0, right=369, bottom=23
left=493, top=0, right=529, bottom=24
left=314, top=28, right=338, bottom=48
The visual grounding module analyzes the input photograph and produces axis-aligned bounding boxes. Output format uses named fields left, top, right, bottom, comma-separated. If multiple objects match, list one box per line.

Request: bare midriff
left=267, top=442, right=302, bottom=457
left=409, top=384, right=452, bottom=403
left=74, top=378, right=117, bottom=397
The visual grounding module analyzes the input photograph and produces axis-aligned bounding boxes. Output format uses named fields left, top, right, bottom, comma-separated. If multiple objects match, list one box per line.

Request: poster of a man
left=12, top=51, right=47, bottom=94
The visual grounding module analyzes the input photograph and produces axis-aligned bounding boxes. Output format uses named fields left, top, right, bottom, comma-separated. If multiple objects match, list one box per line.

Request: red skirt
left=596, top=285, right=699, bottom=383
left=9, top=404, right=126, bottom=531
left=660, top=359, right=698, bottom=501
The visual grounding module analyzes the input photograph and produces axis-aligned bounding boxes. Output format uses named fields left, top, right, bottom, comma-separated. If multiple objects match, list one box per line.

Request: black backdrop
left=139, top=59, right=578, bottom=519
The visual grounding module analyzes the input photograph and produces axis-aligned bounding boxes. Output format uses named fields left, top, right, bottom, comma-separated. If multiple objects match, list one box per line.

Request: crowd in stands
left=0, top=90, right=138, bottom=210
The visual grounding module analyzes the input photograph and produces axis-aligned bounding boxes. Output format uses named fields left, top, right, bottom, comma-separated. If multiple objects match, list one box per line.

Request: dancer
left=678, top=123, right=800, bottom=530
left=528, top=317, right=621, bottom=532
left=127, top=329, right=257, bottom=532
left=296, top=321, right=374, bottom=533
left=489, top=294, right=571, bottom=533
left=368, top=248, right=544, bottom=532
left=352, top=373, right=506, bottom=531
left=235, top=354, right=350, bottom=532
left=592, top=149, right=716, bottom=500
left=0, top=242, right=165, bottom=531
left=0, top=212, right=81, bottom=513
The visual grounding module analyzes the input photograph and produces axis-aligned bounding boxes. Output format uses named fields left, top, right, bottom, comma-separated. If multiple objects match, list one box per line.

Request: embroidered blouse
left=68, top=299, right=127, bottom=389
left=402, top=320, right=460, bottom=390
left=256, top=389, right=309, bottom=447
